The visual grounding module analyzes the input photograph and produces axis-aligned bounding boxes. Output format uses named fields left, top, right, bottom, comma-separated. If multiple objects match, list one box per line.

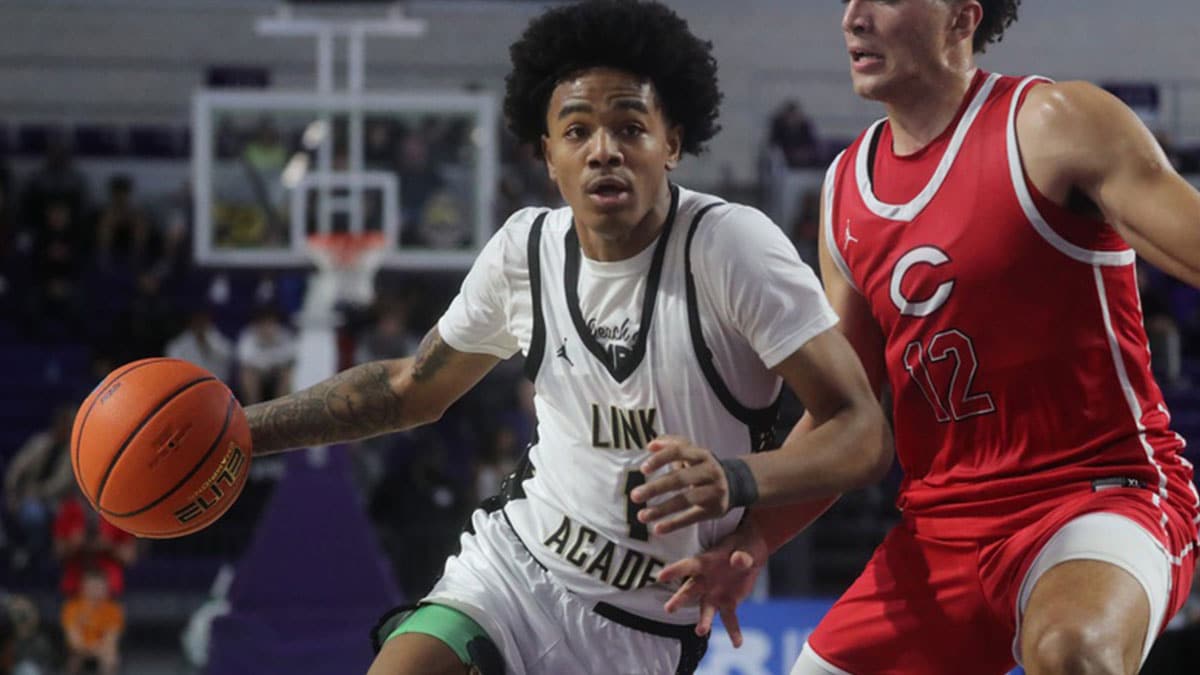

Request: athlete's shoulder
left=496, top=205, right=556, bottom=242
left=1016, top=78, right=1144, bottom=175
left=676, top=186, right=779, bottom=246
left=473, top=205, right=558, bottom=282
left=1018, top=79, right=1130, bottom=131
left=678, top=188, right=802, bottom=284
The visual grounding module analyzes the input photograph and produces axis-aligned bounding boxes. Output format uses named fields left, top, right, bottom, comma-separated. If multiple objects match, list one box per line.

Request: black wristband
left=719, top=458, right=759, bottom=508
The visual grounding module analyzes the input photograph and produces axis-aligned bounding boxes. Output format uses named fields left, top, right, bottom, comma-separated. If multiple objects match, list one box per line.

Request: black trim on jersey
left=683, top=201, right=781, bottom=452
left=523, top=211, right=550, bottom=382
left=594, top=603, right=708, bottom=674
left=461, top=445, right=550, bottom=572
left=865, top=122, right=883, bottom=186
left=563, top=184, right=680, bottom=384
left=594, top=601, right=695, bottom=640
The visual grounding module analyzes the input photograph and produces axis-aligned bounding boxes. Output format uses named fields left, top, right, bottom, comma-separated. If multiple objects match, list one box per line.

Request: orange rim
left=306, top=232, right=387, bottom=266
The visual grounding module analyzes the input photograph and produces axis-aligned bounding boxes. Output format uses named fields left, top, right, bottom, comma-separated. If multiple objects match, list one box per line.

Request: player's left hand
left=630, top=435, right=730, bottom=535
left=657, top=518, right=769, bottom=647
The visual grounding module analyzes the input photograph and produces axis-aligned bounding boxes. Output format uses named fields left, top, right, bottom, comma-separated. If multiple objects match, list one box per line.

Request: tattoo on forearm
left=245, top=361, right=406, bottom=456
left=411, top=329, right=452, bottom=382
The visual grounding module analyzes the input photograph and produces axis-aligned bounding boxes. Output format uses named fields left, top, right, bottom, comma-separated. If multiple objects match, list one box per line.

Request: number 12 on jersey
left=903, top=328, right=996, bottom=422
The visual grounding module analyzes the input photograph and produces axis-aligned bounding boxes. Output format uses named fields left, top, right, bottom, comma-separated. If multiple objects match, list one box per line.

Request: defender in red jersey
left=636, top=2, right=1200, bottom=674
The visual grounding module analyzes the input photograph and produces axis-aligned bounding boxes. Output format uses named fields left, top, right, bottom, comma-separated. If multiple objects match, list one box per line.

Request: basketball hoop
left=301, top=232, right=388, bottom=324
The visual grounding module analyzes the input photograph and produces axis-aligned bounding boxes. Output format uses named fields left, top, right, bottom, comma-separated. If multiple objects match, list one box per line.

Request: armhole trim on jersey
left=1006, top=75, right=1135, bottom=267
left=855, top=72, right=1001, bottom=221
left=822, top=150, right=861, bottom=294
left=684, top=202, right=781, bottom=452
left=523, top=211, right=549, bottom=382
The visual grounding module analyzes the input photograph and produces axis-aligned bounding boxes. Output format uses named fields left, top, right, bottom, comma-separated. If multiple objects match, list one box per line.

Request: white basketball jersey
left=437, top=185, right=838, bottom=624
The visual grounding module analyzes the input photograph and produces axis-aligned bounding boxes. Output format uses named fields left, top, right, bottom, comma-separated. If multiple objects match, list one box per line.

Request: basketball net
left=300, top=232, right=387, bottom=325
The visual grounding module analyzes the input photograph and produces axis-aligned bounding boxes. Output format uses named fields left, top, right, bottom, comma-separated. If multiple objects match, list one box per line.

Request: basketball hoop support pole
left=252, top=7, right=427, bottom=401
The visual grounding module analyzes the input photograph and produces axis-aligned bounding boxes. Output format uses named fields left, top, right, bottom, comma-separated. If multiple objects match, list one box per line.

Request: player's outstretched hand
left=631, top=435, right=730, bottom=535
left=657, top=519, right=768, bottom=647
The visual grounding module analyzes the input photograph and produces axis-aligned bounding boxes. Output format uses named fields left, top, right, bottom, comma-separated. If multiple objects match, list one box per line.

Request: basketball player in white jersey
left=241, top=2, right=889, bottom=673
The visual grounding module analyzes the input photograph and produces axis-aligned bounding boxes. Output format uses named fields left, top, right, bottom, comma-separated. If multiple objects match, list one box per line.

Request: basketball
left=70, top=358, right=253, bottom=539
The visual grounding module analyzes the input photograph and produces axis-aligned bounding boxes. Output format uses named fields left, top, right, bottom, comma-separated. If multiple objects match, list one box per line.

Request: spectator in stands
left=416, top=190, right=470, bottom=250
left=20, top=140, right=89, bottom=229
left=239, top=118, right=289, bottom=245
left=52, top=488, right=137, bottom=600
left=242, top=116, right=287, bottom=174
left=27, top=200, right=87, bottom=338
left=166, top=307, right=235, bottom=384
left=473, top=425, right=518, bottom=505
left=769, top=99, right=819, bottom=169
left=365, top=117, right=398, bottom=167
left=237, top=305, right=296, bottom=404
left=425, top=114, right=472, bottom=168
left=368, top=434, right=466, bottom=600
left=497, top=123, right=561, bottom=220
left=5, top=593, right=51, bottom=675
left=103, top=267, right=178, bottom=366
left=160, top=181, right=195, bottom=267
left=60, top=568, right=124, bottom=675
left=345, top=295, right=424, bottom=491
left=95, top=174, right=157, bottom=270
left=395, top=130, right=445, bottom=246
left=3, top=404, right=76, bottom=570
left=355, top=296, right=421, bottom=364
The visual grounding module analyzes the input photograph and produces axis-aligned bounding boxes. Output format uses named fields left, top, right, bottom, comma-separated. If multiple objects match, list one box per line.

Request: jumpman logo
left=556, top=338, right=574, bottom=367
left=844, top=218, right=860, bottom=246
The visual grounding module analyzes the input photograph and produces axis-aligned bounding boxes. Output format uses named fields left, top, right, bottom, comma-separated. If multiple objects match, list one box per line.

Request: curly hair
left=503, top=0, right=722, bottom=158
left=971, top=0, right=1021, bottom=53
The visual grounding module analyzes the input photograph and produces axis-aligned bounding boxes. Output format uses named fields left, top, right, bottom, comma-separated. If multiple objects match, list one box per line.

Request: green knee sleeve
left=379, top=603, right=503, bottom=673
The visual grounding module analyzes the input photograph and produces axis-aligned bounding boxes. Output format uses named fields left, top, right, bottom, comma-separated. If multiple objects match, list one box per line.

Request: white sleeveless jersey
left=438, top=185, right=838, bottom=623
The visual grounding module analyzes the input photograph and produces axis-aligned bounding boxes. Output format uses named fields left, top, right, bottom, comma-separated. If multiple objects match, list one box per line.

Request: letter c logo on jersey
left=890, top=246, right=955, bottom=317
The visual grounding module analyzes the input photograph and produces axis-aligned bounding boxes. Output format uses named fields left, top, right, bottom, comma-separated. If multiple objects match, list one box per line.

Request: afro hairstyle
left=504, top=0, right=722, bottom=158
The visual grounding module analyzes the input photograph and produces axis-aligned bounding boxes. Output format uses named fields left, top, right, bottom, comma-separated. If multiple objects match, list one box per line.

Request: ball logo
left=890, top=246, right=955, bottom=317
left=173, top=442, right=246, bottom=523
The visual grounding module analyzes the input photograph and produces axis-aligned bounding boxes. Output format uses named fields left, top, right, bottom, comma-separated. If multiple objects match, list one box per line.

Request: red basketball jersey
left=824, top=71, right=1199, bottom=554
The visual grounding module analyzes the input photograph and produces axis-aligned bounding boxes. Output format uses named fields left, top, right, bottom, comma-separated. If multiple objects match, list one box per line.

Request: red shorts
left=806, top=486, right=1197, bottom=675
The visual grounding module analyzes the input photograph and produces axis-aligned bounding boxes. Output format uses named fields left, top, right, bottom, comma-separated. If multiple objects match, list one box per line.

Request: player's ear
left=665, top=125, right=682, bottom=171
left=949, top=1, right=983, bottom=48
left=542, top=135, right=557, bottom=182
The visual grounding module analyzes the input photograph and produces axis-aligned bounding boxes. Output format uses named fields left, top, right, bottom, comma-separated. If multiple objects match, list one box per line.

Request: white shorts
left=423, top=507, right=708, bottom=675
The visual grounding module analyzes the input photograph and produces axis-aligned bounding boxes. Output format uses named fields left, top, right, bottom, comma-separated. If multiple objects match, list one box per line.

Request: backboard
left=191, top=90, right=498, bottom=270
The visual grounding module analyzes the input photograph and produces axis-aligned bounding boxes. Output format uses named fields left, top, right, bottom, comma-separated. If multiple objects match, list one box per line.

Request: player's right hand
left=657, top=518, right=769, bottom=647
